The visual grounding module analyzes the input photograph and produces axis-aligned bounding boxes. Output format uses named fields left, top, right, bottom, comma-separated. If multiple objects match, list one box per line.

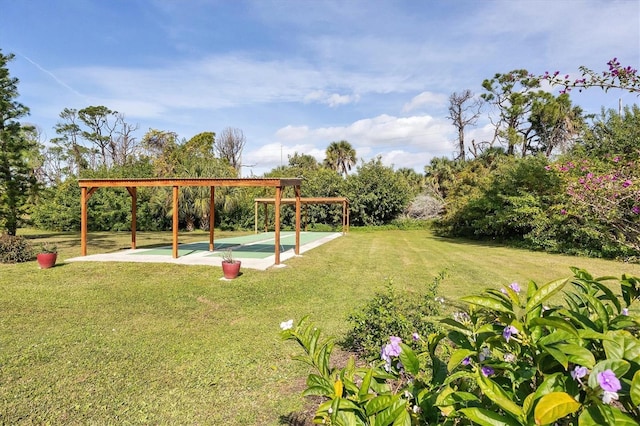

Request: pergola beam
left=78, top=178, right=302, bottom=265
left=254, top=197, right=350, bottom=234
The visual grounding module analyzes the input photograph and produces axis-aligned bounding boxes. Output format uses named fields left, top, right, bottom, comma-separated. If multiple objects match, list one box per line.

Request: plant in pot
left=36, top=242, right=58, bottom=269
left=221, top=248, right=241, bottom=279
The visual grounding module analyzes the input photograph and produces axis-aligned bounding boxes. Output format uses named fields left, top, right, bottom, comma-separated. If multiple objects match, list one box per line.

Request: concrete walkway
left=66, top=232, right=342, bottom=271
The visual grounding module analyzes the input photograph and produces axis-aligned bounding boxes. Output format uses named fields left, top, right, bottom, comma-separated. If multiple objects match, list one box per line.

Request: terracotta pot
left=37, top=252, right=57, bottom=269
left=222, top=260, right=241, bottom=279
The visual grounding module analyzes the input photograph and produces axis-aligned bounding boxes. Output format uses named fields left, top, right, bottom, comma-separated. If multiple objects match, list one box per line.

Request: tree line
left=2, top=46, right=639, bottom=260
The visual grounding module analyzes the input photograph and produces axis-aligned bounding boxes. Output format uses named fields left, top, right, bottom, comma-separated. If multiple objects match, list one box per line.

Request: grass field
left=2, top=228, right=640, bottom=424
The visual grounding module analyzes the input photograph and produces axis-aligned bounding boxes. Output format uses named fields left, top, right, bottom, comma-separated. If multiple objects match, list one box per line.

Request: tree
left=346, top=157, right=412, bottom=226
left=324, top=140, right=357, bottom=177
left=216, top=127, right=246, bottom=173
left=183, top=131, right=215, bottom=158
left=0, top=50, right=38, bottom=235
left=529, top=93, right=584, bottom=157
left=481, top=69, right=541, bottom=156
left=140, top=128, right=179, bottom=175
left=288, top=152, right=319, bottom=171
left=447, top=90, right=482, bottom=160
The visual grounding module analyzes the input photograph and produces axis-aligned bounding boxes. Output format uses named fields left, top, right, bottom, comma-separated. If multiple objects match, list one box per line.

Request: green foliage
left=0, top=233, right=32, bottom=263
left=0, top=50, right=39, bottom=236
left=346, top=157, right=413, bottom=226
left=438, top=155, right=565, bottom=241
left=344, top=273, right=445, bottom=360
left=283, top=269, right=640, bottom=425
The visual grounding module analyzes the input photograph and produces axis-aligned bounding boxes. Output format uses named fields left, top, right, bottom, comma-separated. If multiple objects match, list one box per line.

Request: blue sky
left=1, top=0, right=639, bottom=176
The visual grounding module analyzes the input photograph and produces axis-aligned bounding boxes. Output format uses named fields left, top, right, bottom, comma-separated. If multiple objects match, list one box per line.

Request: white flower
left=602, top=390, right=619, bottom=404
left=504, top=353, right=516, bottom=363
left=280, top=319, right=294, bottom=330
left=412, top=405, right=422, bottom=414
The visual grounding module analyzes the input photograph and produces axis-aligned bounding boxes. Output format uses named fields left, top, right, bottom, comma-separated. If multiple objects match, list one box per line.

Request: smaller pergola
left=254, top=197, right=349, bottom=234
left=78, top=178, right=302, bottom=265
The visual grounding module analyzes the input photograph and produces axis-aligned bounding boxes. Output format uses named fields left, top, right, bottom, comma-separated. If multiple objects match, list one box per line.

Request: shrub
left=282, top=268, right=640, bottom=425
left=343, top=273, right=445, bottom=360
left=0, top=234, right=32, bottom=263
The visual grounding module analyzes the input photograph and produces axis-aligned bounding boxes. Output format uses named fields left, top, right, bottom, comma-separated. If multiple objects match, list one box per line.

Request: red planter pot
left=222, top=261, right=241, bottom=279
left=37, top=252, right=57, bottom=269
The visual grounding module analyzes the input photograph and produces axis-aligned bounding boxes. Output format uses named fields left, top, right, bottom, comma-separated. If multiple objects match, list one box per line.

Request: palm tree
left=324, top=140, right=356, bottom=177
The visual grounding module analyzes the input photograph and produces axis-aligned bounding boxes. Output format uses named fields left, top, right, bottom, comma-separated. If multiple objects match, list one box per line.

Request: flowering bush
left=281, top=268, right=640, bottom=425
left=542, top=58, right=640, bottom=94
left=343, top=274, right=444, bottom=360
left=547, top=157, right=640, bottom=256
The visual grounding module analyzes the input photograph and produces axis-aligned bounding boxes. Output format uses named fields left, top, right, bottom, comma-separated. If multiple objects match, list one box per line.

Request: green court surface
left=131, top=231, right=335, bottom=260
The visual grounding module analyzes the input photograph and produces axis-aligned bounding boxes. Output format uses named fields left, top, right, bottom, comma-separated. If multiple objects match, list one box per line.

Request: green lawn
left=2, top=229, right=640, bottom=424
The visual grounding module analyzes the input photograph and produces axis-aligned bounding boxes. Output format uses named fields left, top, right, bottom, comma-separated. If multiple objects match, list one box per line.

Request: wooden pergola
left=254, top=197, right=349, bottom=234
left=78, top=178, right=302, bottom=265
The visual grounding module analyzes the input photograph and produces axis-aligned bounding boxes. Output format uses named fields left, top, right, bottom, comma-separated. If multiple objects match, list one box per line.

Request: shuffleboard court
left=66, top=232, right=342, bottom=270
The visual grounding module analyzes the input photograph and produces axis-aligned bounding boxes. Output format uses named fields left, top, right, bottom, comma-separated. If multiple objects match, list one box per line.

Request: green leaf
left=579, top=403, right=639, bottom=426
left=631, top=370, right=640, bottom=407
left=542, top=344, right=569, bottom=369
left=461, top=295, right=512, bottom=313
left=358, top=368, right=373, bottom=400
left=582, top=293, right=610, bottom=330
left=477, top=371, right=523, bottom=418
left=372, top=396, right=406, bottom=426
left=525, top=278, right=568, bottom=313
left=534, top=392, right=580, bottom=425
left=603, top=330, right=640, bottom=363
left=554, top=343, right=596, bottom=368
left=303, top=374, right=334, bottom=397
left=528, top=317, right=579, bottom=337
left=392, top=409, right=411, bottom=426
left=440, top=317, right=472, bottom=334
left=398, top=343, right=420, bottom=375
left=459, top=407, right=520, bottom=426
left=365, top=395, right=394, bottom=416
left=448, top=348, right=475, bottom=371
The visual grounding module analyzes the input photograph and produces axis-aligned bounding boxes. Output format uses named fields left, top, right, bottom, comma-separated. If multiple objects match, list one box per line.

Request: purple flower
left=597, top=369, right=621, bottom=392
left=412, top=332, right=420, bottom=341
left=481, top=366, right=494, bottom=377
left=462, top=356, right=471, bottom=366
left=509, top=282, right=521, bottom=293
left=560, top=209, right=567, bottom=215
left=632, top=206, right=640, bottom=215
left=503, top=325, right=518, bottom=342
left=622, top=179, right=632, bottom=188
left=571, top=365, right=588, bottom=383
left=381, top=336, right=403, bottom=369
left=622, top=308, right=629, bottom=316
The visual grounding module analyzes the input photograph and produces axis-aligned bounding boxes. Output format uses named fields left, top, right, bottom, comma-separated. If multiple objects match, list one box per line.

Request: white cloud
left=403, top=91, right=448, bottom=112
left=304, top=90, right=360, bottom=107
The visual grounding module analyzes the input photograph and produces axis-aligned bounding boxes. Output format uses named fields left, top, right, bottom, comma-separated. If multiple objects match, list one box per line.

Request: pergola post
left=81, top=187, right=88, bottom=256
left=172, top=186, right=179, bottom=258
left=209, top=186, right=215, bottom=251
left=274, top=186, right=282, bottom=265
left=126, top=187, right=137, bottom=249
left=254, top=200, right=258, bottom=234
left=80, top=186, right=98, bottom=256
left=295, top=185, right=301, bottom=255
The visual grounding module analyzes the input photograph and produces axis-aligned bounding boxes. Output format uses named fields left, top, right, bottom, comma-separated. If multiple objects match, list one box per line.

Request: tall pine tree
left=0, top=50, right=37, bottom=235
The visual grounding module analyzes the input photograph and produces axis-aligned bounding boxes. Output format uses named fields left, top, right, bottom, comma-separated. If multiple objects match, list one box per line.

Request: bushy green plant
left=343, top=274, right=444, bottom=360
left=0, top=233, right=32, bottom=263
left=282, top=268, right=640, bottom=425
